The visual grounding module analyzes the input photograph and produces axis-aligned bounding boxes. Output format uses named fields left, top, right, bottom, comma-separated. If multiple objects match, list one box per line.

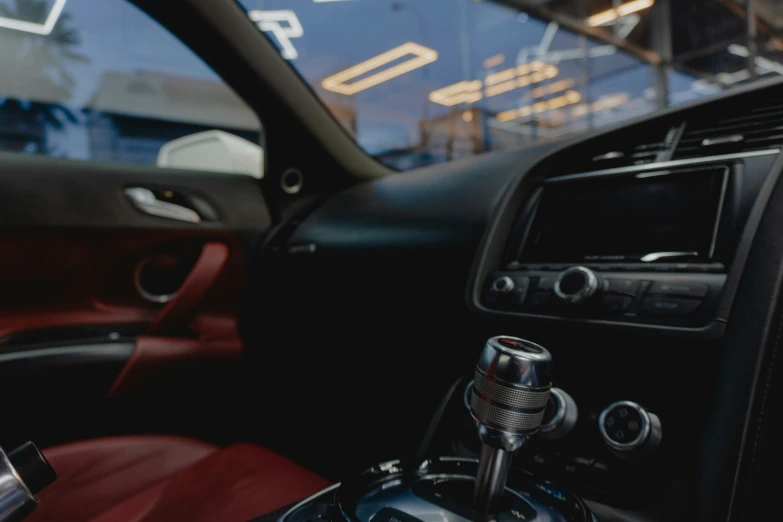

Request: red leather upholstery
left=27, top=436, right=330, bottom=522
left=107, top=337, right=242, bottom=399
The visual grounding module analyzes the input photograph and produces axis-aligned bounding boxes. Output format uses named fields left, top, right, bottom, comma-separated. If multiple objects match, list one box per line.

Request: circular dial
left=599, top=401, right=662, bottom=454
left=554, top=266, right=599, bottom=304
left=491, top=276, right=515, bottom=294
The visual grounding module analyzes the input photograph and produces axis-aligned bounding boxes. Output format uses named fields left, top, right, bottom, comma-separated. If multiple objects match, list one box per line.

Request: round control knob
left=491, top=276, right=515, bottom=294
left=539, top=387, right=578, bottom=440
left=599, top=401, right=662, bottom=456
left=554, top=266, right=599, bottom=304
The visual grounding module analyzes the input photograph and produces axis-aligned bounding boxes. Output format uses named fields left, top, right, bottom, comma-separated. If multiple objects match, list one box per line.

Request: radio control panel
left=484, top=265, right=726, bottom=326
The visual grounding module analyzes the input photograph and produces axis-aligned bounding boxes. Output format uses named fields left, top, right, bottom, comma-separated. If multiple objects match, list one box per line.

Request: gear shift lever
left=469, top=336, right=552, bottom=514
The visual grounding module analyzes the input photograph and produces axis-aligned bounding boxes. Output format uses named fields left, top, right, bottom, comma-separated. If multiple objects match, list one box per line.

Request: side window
left=0, top=0, right=262, bottom=175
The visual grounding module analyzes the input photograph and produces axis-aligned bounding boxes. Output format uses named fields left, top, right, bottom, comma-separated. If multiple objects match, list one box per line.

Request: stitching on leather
left=742, top=303, right=783, bottom=515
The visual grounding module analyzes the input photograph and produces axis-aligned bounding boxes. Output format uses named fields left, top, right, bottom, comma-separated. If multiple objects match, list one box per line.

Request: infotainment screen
left=521, top=166, right=727, bottom=263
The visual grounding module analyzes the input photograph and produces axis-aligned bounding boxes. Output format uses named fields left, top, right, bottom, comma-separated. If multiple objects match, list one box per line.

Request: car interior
left=0, top=0, right=781, bottom=521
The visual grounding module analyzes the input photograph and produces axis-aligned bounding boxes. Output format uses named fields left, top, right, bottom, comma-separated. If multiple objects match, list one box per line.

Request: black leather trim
left=731, top=303, right=783, bottom=521
left=695, top=148, right=783, bottom=521
left=0, top=153, right=270, bottom=232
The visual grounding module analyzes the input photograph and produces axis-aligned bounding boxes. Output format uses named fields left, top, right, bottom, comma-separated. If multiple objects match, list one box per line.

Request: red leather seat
left=26, top=436, right=330, bottom=522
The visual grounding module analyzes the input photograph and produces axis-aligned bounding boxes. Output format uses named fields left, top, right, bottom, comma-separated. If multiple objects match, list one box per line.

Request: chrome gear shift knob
left=470, top=336, right=553, bottom=513
left=471, top=336, right=553, bottom=445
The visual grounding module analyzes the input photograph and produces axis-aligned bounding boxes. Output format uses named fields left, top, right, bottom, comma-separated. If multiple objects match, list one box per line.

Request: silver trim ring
left=598, top=400, right=652, bottom=451
left=554, top=266, right=599, bottom=304
left=281, top=168, right=304, bottom=195
left=277, top=483, right=341, bottom=522
left=473, top=370, right=550, bottom=409
left=0, top=447, right=37, bottom=518
left=464, top=380, right=474, bottom=410
left=539, top=387, right=565, bottom=433
left=133, top=256, right=179, bottom=304
left=470, top=392, right=545, bottom=432
left=491, top=276, right=515, bottom=293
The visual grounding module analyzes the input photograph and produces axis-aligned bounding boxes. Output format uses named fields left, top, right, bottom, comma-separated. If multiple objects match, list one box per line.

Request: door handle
left=125, top=187, right=201, bottom=224
left=146, top=242, right=230, bottom=336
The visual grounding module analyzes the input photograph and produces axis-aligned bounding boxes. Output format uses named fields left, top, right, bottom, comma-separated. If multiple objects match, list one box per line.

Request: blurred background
left=1, top=0, right=781, bottom=171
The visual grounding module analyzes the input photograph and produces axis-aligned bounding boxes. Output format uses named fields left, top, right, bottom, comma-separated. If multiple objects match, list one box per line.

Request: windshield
left=240, top=0, right=780, bottom=171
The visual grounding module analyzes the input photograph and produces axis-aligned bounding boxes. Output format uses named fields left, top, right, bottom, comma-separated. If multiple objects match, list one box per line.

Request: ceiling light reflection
left=0, top=0, right=67, bottom=35
left=484, top=64, right=558, bottom=98
left=587, top=0, right=654, bottom=27
left=528, top=78, right=575, bottom=98
left=483, top=54, right=505, bottom=69
left=571, top=93, right=630, bottom=117
left=496, top=90, right=582, bottom=122
left=429, top=80, right=483, bottom=106
left=322, top=42, right=438, bottom=95
left=431, top=62, right=559, bottom=105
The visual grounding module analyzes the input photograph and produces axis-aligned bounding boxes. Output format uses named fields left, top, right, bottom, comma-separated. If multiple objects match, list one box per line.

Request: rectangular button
left=639, top=297, right=702, bottom=316
left=511, top=276, right=530, bottom=304
left=601, top=295, right=632, bottom=315
left=603, top=278, right=640, bottom=296
left=535, top=274, right=556, bottom=291
left=530, top=291, right=554, bottom=312
left=648, top=281, right=709, bottom=298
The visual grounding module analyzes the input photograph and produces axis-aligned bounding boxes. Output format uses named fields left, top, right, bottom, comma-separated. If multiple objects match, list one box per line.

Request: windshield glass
left=240, top=0, right=778, bottom=170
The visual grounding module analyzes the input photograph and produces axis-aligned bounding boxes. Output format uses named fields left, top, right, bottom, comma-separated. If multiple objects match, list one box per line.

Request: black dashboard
left=470, top=84, right=783, bottom=339
left=243, top=79, right=783, bottom=522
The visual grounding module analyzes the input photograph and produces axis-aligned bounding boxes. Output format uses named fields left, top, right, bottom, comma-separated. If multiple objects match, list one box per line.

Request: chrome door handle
left=125, top=187, right=201, bottom=224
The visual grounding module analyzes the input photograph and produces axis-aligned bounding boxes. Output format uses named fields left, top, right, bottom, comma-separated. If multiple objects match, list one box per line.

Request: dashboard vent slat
left=568, top=125, right=679, bottom=173
left=673, top=96, right=783, bottom=159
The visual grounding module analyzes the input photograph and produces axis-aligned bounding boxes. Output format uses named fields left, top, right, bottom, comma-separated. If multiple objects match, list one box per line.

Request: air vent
left=673, top=97, right=783, bottom=159
left=567, top=125, right=679, bottom=173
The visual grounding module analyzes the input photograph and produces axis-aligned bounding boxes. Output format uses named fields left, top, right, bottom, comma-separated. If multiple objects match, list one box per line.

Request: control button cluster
left=484, top=265, right=725, bottom=325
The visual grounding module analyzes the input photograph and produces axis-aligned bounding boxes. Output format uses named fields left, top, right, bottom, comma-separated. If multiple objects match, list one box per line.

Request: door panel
left=0, top=154, right=271, bottom=448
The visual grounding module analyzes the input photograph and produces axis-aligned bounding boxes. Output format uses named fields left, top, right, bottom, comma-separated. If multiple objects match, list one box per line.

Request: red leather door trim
left=107, top=336, right=242, bottom=398
left=147, top=242, right=229, bottom=336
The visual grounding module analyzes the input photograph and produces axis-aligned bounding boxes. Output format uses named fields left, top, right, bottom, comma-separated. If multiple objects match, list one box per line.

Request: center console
left=476, top=151, right=781, bottom=334
left=268, top=336, right=598, bottom=522
left=277, top=457, right=592, bottom=522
